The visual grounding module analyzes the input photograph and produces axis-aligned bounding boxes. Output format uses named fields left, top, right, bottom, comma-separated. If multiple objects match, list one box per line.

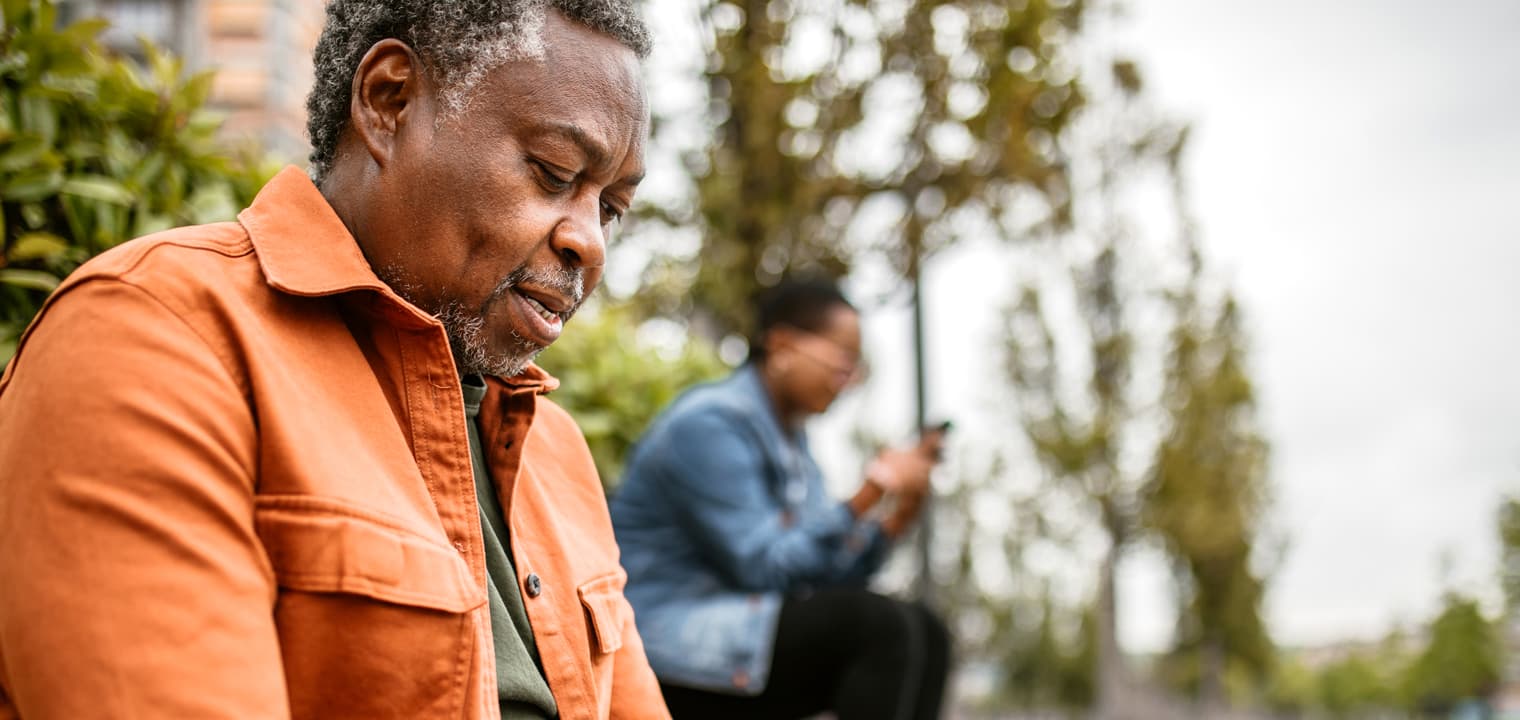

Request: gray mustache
left=489, top=265, right=585, bottom=317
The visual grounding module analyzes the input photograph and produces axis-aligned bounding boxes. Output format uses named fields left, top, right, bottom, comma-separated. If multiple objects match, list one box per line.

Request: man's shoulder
left=60, top=221, right=257, bottom=301
left=6, top=221, right=274, bottom=393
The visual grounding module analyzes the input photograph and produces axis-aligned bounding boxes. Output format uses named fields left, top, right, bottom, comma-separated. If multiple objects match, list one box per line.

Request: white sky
left=638, top=0, right=1520, bottom=652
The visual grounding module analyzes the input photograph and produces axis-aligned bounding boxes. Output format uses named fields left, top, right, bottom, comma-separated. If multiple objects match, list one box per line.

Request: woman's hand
left=866, top=429, right=946, bottom=496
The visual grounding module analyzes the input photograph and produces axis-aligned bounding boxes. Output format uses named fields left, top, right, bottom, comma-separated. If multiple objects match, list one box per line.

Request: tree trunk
left=1094, top=539, right=1130, bottom=720
left=1198, top=636, right=1226, bottom=713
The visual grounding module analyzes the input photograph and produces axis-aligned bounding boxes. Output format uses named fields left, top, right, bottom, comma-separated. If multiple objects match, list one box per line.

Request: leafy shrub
left=0, top=0, right=278, bottom=365
left=536, top=299, right=728, bottom=489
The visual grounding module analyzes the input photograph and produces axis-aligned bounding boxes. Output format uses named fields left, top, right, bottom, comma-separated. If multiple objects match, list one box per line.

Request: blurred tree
left=1001, top=53, right=1277, bottom=716
left=1004, top=239, right=1134, bottom=717
left=1001, top=585, right=1096, bottom=710
left=1001, top=58, right=1193, bottom=717
left=1502, top=495, right=1520, bottom=694
left=1262, top=652, right=1317, bottom=716
left=1268, top=632, right=1414, bottom=718
left=0, top=0, right=276, bottom=366
left=534, top=298, right=727, bottom=488
left=1317, top=653, right=1399, bottom=719
left=1502, top=496, right=1520, bottom=614
left=635, top=0, right=1088, bottom=337
left=1403, top=593, right=1502, bottom=715
left=1147, top=254, right=1273, bottom=704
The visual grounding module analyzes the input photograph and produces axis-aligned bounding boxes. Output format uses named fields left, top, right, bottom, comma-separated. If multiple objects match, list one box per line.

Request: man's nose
left=549, top=200, right=607, bottom=270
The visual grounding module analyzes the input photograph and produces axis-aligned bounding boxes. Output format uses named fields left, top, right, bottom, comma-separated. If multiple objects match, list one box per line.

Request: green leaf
left=179, top=69, right=215, bottom=112
left=62, top=174, right=133, bottom=205
left=102, top=128, right=137, bottom=178
left=0, top=51, right=29, bottom=77
left=93, top=201, right=124, bottom=248
left=131, top=210, right=173, bottom=238
left=7, top=231, right=68, bottom=261
left=19, top=201, right=46, bottom=229
left=186, top=182, right=238, bottom=223
left=0, top=268, right=60, bottom=291
left=16, top=92, right=57, bottom=146
left=130, top=150, right=166, bottom=189
left=2, top=168, right=63, bottom=201
left=0, top=134, right=47, bottom=172
left=62, top=138, right=102, bottom=163
left=2, top=0, right=27, bottom=30
left=60, top=17, right=108, bottom=47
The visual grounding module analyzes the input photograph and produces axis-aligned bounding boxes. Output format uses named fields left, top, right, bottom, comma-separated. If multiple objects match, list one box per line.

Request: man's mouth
left=518, top=290, right=565, bottom=325
left=507, top=284, right=576, bottom=346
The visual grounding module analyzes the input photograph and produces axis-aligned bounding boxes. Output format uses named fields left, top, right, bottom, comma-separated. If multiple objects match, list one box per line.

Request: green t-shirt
left=460, top=375, right=558, bottom=719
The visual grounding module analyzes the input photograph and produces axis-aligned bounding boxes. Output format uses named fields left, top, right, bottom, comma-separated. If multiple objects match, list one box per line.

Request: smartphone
left=922, top=420, right=951, bottom=460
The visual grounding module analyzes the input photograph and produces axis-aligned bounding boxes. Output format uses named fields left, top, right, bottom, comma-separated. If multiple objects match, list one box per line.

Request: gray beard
left=436, top=301, right=541, bottom=378
left=378, top=264, right=584, bottom=379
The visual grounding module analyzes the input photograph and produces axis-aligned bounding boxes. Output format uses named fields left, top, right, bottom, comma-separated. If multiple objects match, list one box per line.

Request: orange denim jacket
left=0, top=167, right=670, bottom=720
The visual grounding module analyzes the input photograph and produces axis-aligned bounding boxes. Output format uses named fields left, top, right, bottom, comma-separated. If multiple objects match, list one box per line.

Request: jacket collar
left=238, top=166, right=393, bottom=299
left=239, top=166, right=559, bottom=394
left=729, top=363, right=806, bottom=453
left=486, top=364, right=560, bottom=395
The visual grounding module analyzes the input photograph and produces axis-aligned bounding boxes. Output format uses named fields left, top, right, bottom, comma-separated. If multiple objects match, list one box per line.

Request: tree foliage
left=1148, top=286, right=1274, bottom=699
left=1265, top=593, right=1505, bottom=719
left=999, top=59, right=1189, bottom=715
left=999, top=57, right=1275, bottom=714
left=1001, top=591, right=1096, bottom=710
left=1502, top=496, right=1520, bottom=615
left=0, top=0, right=276, bottom=365
left=637, top=0, right=1088, bottom=337
left=1404, top=593, right=1502, bottom=714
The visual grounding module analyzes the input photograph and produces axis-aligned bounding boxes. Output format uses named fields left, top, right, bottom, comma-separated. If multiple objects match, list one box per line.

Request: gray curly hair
left=305, top=0, right=651, bottom=183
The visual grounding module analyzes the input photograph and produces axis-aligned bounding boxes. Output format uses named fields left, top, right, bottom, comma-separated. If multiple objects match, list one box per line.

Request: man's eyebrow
left=531, top=121, right=644, bottom=186
left=537, top=122, right=611, bottom=170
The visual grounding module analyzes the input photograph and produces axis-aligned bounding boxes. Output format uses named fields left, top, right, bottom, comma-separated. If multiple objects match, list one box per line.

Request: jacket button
left=524, top=573, right=542, bottom=598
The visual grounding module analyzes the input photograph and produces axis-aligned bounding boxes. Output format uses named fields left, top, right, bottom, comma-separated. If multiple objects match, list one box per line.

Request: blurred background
left=1, top=0, right=1516, bottom=717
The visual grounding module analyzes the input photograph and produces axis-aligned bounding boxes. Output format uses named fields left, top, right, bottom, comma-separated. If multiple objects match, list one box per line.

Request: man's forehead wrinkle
left=532, top=120, right=613, bottom=168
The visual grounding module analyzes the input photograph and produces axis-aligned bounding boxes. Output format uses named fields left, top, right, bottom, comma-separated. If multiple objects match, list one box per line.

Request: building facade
left=66, top=0, right=325, bottom=163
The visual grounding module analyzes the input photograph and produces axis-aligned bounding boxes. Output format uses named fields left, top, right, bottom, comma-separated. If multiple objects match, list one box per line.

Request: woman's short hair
left=750, top=278, right=855, bottom=363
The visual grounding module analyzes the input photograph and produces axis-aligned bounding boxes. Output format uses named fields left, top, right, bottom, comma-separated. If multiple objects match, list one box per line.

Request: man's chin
left=449, top=333, right=544, bottom=379
left=461, top=349, right=541, bottom=379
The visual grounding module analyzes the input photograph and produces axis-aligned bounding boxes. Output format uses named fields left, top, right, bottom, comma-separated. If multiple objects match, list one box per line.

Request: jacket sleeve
left=654, top=407, right=878, bottom=592
left=0, top=280, right=289, bottom=718
left=608, top=605, right=672, bottom=720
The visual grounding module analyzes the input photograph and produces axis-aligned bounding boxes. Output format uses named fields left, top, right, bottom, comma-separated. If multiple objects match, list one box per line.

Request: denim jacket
left=609, top=364, right=891, bottom=694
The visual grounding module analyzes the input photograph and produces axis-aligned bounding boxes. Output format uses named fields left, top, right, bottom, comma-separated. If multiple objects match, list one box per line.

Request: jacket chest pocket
left=578, top=570, right=630, bottom=656
left=255, top=495, right=487, bottom=720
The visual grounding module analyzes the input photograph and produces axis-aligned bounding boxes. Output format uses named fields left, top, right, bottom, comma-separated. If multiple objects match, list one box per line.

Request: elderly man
left=0, top=1, right=665, bottom=718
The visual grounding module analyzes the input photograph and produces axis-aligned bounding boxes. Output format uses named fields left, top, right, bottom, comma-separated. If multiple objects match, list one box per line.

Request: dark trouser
left=659, top=588, right=951, bottom=720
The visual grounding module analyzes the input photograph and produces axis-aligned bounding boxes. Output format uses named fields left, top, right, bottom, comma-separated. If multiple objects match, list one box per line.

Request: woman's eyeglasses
left=788, top=331, right=869, bottom=387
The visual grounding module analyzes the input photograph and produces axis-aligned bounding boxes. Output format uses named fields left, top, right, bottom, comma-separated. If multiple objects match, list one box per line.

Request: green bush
left=536, top=299, right=728, bottom=489
left=0, top=0, right=278, bottom=365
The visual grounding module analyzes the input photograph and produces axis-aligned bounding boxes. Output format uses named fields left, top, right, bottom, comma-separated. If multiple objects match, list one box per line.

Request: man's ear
left=348, top=39, right=429, bottom=169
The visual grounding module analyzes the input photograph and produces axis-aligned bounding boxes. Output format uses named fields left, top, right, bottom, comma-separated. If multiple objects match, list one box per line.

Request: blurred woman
left=610, top=279, right=949, bottom=720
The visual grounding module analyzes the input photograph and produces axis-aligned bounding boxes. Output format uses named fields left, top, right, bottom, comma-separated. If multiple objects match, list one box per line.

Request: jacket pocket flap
left=256, top=495, right=484, bottom=613
left=577, top=570, right=628, bottom=655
